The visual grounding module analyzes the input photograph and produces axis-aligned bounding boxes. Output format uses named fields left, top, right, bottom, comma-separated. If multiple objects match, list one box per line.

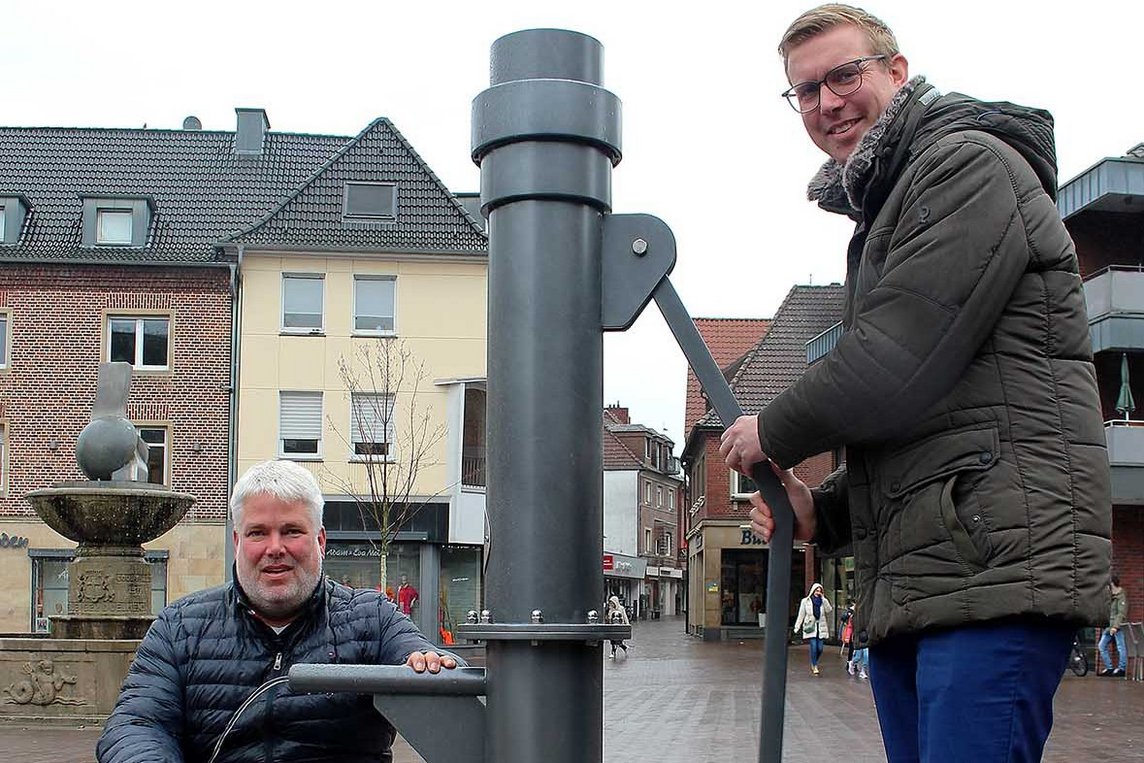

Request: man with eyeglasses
left=719, top=4, right=1111, bottom=761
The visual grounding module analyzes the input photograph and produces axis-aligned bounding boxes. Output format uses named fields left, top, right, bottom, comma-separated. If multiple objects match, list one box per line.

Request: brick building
left=602, top=405, right=684, bottom=619
left=1059, top=142, right=1144, bottom=623
left=0, top=116, right=342, bottom=630
left=681, top=285, right=844, bottom=640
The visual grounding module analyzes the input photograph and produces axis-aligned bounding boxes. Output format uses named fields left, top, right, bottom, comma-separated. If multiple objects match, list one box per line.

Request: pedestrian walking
left=1098, top=574, right=1129, bottom=677
left=606, top=595, right=631, bottom=659
left=793, top=583, right=832, bottom=675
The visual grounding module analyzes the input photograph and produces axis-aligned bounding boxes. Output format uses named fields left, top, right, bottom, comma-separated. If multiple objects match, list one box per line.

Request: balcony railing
left=1105, top=419, right=1144, bottom=466
left=806, top=321, right=843, bottom=365
left=461, top=454, right=486, bottom=489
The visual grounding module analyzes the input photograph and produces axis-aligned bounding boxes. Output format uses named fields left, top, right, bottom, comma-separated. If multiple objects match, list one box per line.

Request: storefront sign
left=602, top=554, right=614, bottom=571
left=740, top=529, right=764, bottom=546
left=326, top=544, right=382, bottom=559
left=0, top=533, right=29, bottom=549
left=706, top=581, right=719, bottom=593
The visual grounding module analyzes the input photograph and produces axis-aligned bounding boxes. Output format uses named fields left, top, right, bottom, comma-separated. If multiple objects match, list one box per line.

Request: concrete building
left=602, top=405, right=684, bottom=619
left=1059, top=142, right=1144, bottom=620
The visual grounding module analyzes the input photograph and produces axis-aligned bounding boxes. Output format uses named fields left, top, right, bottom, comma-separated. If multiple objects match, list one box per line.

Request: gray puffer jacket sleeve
left=96, top=610, right=186, bottom=762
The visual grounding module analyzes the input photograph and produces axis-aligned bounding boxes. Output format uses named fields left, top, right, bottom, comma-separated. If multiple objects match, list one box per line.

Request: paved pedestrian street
left=3, top=616, right=1141, bottom=761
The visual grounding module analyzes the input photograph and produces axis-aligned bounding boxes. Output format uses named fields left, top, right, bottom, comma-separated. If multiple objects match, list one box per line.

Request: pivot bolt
left=480, top=609, right=492, bottom=624
left=632, top=238, right=648, bottom=256
left=587, top=610, right=599, bottom=624
left=466, top=610, right=479, bottom=624
left=531, top=609, right=544, bottom=623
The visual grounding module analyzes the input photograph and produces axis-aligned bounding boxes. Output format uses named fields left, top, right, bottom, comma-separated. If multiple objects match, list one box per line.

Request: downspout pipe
left=224, top=244, right=244, bottom=580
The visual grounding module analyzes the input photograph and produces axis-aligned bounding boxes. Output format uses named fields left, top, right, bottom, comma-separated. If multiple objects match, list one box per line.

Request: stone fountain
left=0, top=362, right=195, bottom=723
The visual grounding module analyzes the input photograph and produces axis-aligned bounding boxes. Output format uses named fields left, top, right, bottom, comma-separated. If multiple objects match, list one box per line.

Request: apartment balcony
left=461, top=451, right=486, bottom=489
left=1084, top=267, right=1144, bottom=354
left=1105, top=420, right=1144, bottom=505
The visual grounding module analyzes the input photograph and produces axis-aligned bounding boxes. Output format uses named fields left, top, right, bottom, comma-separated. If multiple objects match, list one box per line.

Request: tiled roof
left=0, top=117, right=485, bottom=264
left=603, top=411, right=644, bottom=470
left=684, top=318, right=771, bottom=434
left=695, top=285, right=845, bottom=429
left=231, top=119, right=486, bottom=254
left=0, top=126, right=348, bottom=263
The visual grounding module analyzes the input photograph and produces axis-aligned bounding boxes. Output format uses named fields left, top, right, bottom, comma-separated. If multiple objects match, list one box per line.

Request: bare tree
left=325, top=337, right=447, bottom=588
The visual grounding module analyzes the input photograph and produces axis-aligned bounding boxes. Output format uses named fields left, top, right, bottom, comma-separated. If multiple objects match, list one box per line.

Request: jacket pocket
left=937, top=474, right=991, bottom=571
left=881, top=423, right=1000, bottom=580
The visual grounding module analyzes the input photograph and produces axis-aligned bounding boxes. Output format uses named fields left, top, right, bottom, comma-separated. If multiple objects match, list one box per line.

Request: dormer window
left=0, top=197, right=27, bottom=245
left=82, top=197, right=151, bottom=247
left=97, top=209, right=133, bottom=245
left=344, top=182, right=397, bottom=221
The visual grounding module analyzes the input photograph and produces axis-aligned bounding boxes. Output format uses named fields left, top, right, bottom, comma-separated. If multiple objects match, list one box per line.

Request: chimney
left=234, top=107, right=270, bottom=155
left=605, top=403, right=629, bottom=424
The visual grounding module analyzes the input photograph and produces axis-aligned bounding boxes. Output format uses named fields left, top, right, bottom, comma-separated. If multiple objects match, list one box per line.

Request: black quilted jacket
left=96, top=577, right=440, bottom=763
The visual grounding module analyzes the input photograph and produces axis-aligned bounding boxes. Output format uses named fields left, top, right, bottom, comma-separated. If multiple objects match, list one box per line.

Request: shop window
left=439, top=545, right=482, bottom=646
left=30, top=551, right=168, bottom=631
left=720, top=549, right=766, bottom=626
left=324, top=541, right=421, bottom=613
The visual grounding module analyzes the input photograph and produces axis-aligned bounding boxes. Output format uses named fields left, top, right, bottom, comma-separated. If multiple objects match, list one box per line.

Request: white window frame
left=96, top=209, right=134, bottom=245
left=107, top=316, right=170, bottom=370
left=134, top=425, right=169, bottom=485
left=730, top=470, right=758, bottom=501
left=643, top=481, right=652, bottom=505
left=644, top=528, right=652, bottom=554
left=281, top=273, right=325, bottom=333
left=352, top=275, right=397, bottom=336
left=279, top=391, right=323, bottom=459
left=350, top=392, right=396, bottom=462
left=656, top=485, right=663, bottom=507
left=0, top=311, right=9, bottom=369
left=667, top=488, right=675, bottom=508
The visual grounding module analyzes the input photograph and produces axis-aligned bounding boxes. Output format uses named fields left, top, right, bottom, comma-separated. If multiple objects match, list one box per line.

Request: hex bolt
left=480, top=609, right=492, bottom=624
left=466, top=610, right=479, bottom=624
left=587, top=610, right=599, bottom=624
left=530, top=609, right=544, bottom=623
left=632, top=238, right=648, bottom=256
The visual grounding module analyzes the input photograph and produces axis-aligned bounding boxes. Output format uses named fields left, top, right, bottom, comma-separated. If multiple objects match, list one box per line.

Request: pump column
left=467, top=29, right=622, bottom=763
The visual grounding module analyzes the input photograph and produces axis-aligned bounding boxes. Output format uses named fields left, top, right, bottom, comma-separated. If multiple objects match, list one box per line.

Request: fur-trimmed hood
left=808, top=76, right=1059, bottom=219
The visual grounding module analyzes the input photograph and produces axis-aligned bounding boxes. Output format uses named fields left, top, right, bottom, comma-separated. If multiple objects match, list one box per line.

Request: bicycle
left=1067, top=632, right=1088, bottom=677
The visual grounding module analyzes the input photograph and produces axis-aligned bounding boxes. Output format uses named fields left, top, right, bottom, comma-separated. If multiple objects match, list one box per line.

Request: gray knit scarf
left=806, top=75, right=927, bottom=214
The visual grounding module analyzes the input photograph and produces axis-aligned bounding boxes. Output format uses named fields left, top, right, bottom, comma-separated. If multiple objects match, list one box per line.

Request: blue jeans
left=1099, top=628, right=1127, bottom=671
left=852, top=647, right=869, bottom=673
left=808, top=637, right=825, bottom=667
left=869, top=619, right=1071, bottom=763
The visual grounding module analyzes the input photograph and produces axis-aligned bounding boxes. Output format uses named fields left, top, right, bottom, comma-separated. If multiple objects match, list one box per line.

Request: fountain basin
left=26, top=482, right=195, bottom=545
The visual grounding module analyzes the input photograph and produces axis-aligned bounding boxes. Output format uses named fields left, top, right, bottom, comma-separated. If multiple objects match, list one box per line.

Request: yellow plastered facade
left=237, top=252, right=488, bottom=496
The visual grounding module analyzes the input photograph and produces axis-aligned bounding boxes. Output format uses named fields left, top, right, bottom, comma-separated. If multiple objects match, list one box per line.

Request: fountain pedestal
left=26, top=482, right=194, bottom=640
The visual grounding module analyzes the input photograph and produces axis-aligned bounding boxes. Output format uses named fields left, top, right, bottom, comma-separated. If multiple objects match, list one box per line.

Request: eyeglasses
left=781, top=55, right=888, bottom=114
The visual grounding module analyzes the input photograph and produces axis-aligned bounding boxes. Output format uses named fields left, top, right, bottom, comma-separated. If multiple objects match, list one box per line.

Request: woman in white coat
left=793, top=582, right=832, bottom=675
left=605, top=596, right=630, bottom=659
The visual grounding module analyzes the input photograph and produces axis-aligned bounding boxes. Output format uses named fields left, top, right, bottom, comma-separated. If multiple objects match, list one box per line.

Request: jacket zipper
left=263, top=651, right=284, bottom=762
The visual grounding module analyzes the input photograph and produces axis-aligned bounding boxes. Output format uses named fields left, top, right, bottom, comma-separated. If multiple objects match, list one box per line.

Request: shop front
left=603, top=551, right=645, bottom=619
left=322, top=500, right=482, bottom=645
left=687, top=521, right=806, bottom=641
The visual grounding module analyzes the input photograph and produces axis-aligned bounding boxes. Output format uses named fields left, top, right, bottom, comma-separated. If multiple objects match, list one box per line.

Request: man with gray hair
left=98, top=459, right=456, bottom=763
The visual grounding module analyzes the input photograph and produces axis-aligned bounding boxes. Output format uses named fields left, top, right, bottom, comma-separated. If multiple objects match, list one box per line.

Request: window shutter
left=280, top=392, right=322, bottom=439
left=351, top=394, right=394, bottom=444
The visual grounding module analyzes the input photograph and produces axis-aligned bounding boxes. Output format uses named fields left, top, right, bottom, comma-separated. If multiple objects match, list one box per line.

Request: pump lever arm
left=651, top=276, right=794, bottom=763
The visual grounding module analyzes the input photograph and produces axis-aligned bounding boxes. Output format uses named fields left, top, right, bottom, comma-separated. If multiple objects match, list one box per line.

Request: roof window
left=344, top=182, right=397, bottom=221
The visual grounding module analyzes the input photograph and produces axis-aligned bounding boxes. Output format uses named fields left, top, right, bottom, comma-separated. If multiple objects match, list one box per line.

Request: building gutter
left=223, top=244, right=244, bottom=580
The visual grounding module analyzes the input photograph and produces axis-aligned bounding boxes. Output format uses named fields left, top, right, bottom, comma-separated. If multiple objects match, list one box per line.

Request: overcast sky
left=6, top=1, right=1141, bottom=451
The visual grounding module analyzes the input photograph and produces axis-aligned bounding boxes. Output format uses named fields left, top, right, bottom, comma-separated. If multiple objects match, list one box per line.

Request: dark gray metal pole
left=470, top=29, right=622, bottom=763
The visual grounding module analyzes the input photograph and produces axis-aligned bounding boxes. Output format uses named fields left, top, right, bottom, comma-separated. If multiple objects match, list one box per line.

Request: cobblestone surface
left=4, top=616, right=1140, bottom=762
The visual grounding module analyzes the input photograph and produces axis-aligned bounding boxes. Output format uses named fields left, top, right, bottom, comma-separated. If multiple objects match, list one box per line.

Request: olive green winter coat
left=759, top=79, right=1112, bottom=646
